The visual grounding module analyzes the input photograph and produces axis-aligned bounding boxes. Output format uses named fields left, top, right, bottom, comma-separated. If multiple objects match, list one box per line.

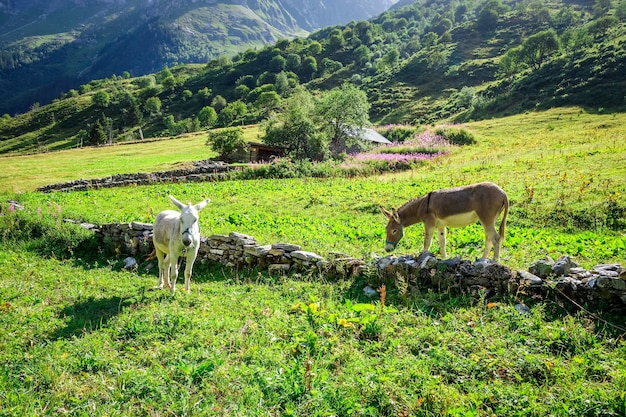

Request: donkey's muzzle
left=384, top=241, right=396, bottom=252
left=182, top=233, right=192, bottom=247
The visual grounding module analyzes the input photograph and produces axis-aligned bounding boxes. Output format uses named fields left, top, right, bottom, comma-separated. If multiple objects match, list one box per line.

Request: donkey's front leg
left=183, top=249, right=199, bottom=292
left=423, top=224, right=435, bottom=254
left=437, top=227, right=447, bottom=259
left=169, top=254, right=180, bottom=293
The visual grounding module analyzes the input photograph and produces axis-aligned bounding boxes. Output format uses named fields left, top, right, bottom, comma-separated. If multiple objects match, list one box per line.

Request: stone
left=230, top=232, right=256, bottom=245
left=416, top=251, right=437, bottom=269
left=363, top=286, right=378, bottom=297
left=209, top=234, right=231, bottom=242
left=474, top=258, right=495, bottom=269
left=291, top=251, right=323, bottom=262
left=123, top=257, right=137, bottom=270
left=272, top=243, right=302, bottom=252
left=517, top=270, right=544, bottom=287
left=244, top=244, right=271, bottom=257
left=416, top=251, right=436, bottom=263
left=268, top=264, right=290, bottom=274
left=515, top=303, right=530, bottom=314
left=268, top=248, right=285, bottom=256
left=593, top=264, right=622, bottom=278
left=596, top=277, right=626, bottom=291
left=442, top=256, right=462, bottom=268
left=529, top=257, right=555, bottom=278
left=131, top=221, right=153, bottom=231
left=553, top=255, right=577, bottom=276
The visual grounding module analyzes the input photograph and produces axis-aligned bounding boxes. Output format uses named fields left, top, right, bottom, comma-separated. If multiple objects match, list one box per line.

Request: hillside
left=1, top=0, right=625, bottom=155
left=0, top=0, right=398, bottom=115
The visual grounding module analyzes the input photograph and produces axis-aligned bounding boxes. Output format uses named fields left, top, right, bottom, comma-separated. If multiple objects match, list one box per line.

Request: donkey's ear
left=391, top=209, right=401, bottom=224
left=379, top=205, right=392, bottom=218
left=194, top=198, right=210, bottom=211
left=169, top=195, right=186, bottom=210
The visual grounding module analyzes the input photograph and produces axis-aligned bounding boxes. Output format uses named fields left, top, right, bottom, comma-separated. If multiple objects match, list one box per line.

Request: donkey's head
left=169, top=195, right=210, bottom=247
left=379, top=205, right=404, bottom=252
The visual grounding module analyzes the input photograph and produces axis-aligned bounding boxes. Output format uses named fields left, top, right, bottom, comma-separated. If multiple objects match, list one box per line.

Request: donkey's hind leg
left=482, top=223, right=501, bottom=261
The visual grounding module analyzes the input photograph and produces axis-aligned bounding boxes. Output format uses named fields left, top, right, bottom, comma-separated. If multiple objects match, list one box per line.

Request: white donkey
left=153, top=195, right=209, bottom=293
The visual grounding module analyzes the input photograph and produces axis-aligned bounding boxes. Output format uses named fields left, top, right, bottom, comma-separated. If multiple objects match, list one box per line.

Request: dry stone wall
left=38, top=161, right=234, bottom=192
left=86, top=221, right=626, bottom=312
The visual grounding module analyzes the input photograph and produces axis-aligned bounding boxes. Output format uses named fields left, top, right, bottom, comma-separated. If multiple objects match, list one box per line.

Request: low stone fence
left=38, top=160, right=234, bottom=192
left=86, top=221, right=626, bottom=312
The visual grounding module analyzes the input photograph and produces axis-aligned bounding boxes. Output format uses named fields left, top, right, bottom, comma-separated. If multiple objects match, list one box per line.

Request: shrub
left=375, top=124, right=421, bottom=143
left=433, top=125, right=476, bottom=145
left=206, top=127, right=248, bottom=163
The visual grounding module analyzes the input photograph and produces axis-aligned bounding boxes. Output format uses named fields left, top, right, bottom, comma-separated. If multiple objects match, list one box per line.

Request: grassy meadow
left=0, top=107, right=625, bottom=416
left=1, top=107, right=624, bottom=268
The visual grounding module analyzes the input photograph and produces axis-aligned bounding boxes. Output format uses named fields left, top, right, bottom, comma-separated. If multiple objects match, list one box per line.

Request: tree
left=217, top=100, right=247, bottom=127
left=270, top=55, right=286, bottom=72
left=307, top=41, right=322, bottom=55
left=316, top=83, right=371, bottom=155
left=87, top=120, right=107, bottom=145
left=123, top=99, right=143, bottom=128
left=162, top=75, right=177, bottom=91
left=211, top=95, right=227, bottom=113
left=255, top=91, right=282, bottom=117
left=286, top=54, right=301, bottom=72
left=301, top=56, right=317, bottom=80
left=261, top=87, right=327, bottom=161
left=593, top=0, right=612, bottom=17
left=321, top=58, right=343, bottom=75
left=275, top=71, right=290, bottom=96
left=382, top=48, right=400, bottom=68
left=197, top=87, right=212, bottom=100
left=205, top=127, right=248, bottom=162
left=586, top=16, right=618, bottom=38
left=92, top=91, right=110, bottom=108
left=519, top=30, right=560, bottom=69
left=144, top=97, right=162, bottom=115
left=328, top=29, right=345, bottom=52
left=234, top=84, right=250, bottom=99
left=157, top=67, right=173, bottom=83
left=477, top=0, right=509, bottom=31
left=498, top=46, right=525, bottom=79
left=354, top=45, right=372, bottom=66
left=198, top=106, right=217, bottom=128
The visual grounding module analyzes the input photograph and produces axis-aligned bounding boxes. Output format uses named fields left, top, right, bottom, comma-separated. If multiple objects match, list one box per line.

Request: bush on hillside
left=433, top=125, right=476, bottom=145
left=375, top=124, right=421, bottom=143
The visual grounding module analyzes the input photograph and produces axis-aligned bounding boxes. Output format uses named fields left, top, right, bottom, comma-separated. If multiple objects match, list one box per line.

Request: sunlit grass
left=0, top=125, right=260, bottom=193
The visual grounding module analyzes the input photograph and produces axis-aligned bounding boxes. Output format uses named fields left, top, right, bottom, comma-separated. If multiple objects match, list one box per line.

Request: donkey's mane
left=399, top=194, right=427, bottom=211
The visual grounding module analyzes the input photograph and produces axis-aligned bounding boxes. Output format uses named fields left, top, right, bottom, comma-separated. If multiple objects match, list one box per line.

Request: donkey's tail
left=499, top=196, right=509, bottom=243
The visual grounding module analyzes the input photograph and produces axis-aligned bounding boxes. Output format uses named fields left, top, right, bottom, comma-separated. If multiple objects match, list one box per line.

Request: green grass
left=0, top=244, right=624, bottom=416
left=1, top=107, right=624, bottom=269
left=0, top=107, right=625, bottom=415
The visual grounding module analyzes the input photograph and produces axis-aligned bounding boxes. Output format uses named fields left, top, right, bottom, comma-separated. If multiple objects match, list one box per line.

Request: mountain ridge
left=0, top=0, right=398, bottom=115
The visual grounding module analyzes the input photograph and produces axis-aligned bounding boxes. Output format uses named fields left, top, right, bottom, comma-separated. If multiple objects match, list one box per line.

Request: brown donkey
left=380, top=182, right=509, bottom=261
